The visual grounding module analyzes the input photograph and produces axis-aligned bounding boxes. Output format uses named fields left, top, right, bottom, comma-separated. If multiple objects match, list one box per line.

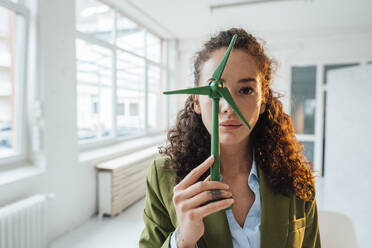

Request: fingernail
left=225, top=184, right=229, bottom=189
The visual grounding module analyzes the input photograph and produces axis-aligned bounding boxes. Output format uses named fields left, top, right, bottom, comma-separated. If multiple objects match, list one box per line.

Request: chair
left=318, top=210, right=358, bottom=248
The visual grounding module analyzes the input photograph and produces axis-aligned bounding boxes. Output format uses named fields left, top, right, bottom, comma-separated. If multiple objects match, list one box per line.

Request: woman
left=139, top=28, right=321, bottom=248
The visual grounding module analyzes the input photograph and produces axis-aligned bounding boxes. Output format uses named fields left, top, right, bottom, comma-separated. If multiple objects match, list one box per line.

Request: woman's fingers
left=190, top=198, right=234, bottom=220
left=180, top=189, right=232, bottom=211
left=174, top=155, right=214, bottom=191
left=172, top=155, right=233, bottom=226
left=180, top=180, right=229, bottom=200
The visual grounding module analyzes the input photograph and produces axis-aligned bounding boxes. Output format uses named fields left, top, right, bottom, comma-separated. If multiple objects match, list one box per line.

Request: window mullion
left=144, top=31, right=149, bottom=135
left=97, top=69, right=102, bottom=139
left=112, top=10, right=118, bottom=139
left=17, top=6, right=29, bottom=159
left=165, top=41, right=170, bottom=130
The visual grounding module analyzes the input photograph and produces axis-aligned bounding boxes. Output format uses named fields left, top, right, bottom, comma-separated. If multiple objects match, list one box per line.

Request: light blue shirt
left=170, top=158, right=261, bottom=248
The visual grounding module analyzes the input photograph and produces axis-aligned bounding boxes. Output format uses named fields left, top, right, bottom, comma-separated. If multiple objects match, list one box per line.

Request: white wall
left=324, top=65, right=372, bottom=245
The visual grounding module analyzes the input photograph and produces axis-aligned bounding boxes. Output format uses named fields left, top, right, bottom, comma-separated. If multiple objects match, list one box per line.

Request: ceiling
left=111, top=0, right=372, bottom=40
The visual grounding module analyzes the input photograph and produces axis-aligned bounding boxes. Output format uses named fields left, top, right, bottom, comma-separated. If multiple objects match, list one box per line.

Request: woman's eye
left=239, top=87, right=253, bottom=95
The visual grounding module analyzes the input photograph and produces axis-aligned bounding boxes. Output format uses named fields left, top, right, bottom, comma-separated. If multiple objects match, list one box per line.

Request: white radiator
left=0, top=194, right=53, bottom=248
left=96, top=146, right=158, bottom=218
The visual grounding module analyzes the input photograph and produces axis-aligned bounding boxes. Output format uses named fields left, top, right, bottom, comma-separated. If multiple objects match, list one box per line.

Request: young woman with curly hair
left=139, top=28, right=321, bottom=248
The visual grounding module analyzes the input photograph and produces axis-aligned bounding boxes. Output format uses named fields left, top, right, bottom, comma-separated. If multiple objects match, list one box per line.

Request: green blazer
left=139, top=157, right=321, bottom=248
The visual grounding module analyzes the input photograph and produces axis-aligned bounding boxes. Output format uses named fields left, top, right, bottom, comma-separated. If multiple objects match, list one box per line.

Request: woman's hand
left=172, top=155, right=233, bottom=248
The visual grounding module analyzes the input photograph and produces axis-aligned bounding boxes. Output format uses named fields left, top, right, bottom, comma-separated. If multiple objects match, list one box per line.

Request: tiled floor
left=51, top=175, right=370, bottom=248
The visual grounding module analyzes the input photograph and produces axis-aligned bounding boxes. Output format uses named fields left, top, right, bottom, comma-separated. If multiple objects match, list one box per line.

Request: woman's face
left=192, top=48, right=266, bottom=146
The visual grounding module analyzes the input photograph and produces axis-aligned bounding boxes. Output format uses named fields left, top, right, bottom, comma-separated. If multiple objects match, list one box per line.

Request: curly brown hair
left=159, top=28, right=315, bottom=201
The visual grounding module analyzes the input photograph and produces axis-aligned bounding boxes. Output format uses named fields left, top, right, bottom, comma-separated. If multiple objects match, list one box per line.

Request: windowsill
left=79, top=132, right=167, bottom=165
left=0, top=162, right=45, bottom=186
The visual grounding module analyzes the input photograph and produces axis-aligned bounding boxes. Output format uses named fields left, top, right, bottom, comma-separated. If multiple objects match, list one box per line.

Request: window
left=148, top=63, right=165, bottom=132
left=117, top=102, right=124, bottom=116
left=76, top=0, right=114, bottom=43
left=302, top=141, right=314, bottom=165
left=291, top=66, right=316, bottom=135
left=76, top=39, right=113, bottom=140
left=290, top=66, right=316, bottom=163
left=129, top=103, right=138, bottom=116
left=0, top=1, right=29, bottom=163
left=76, top=0, right=167, bottom=144
left=116, top=12, right=144, bottom=56
left=116, top=50, right=145, bottom=137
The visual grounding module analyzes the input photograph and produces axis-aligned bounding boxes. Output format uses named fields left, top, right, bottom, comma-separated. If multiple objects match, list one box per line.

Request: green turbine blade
left=218, top=87, right=251, bottom=129
left=163, top=86, right=211, bottom=95
left=212, top=34, right=237, bottom=81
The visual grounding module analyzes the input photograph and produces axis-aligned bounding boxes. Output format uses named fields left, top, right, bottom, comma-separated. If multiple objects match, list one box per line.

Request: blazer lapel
left=258, top=166, right=290, bottom=248
left=201, top=210, right=234, bottom=248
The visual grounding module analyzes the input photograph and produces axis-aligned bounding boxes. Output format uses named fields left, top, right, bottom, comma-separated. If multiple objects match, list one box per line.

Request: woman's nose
left=219, top=97, right=233, bottom=114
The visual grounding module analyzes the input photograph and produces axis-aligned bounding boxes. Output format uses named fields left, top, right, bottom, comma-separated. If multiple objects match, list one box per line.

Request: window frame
left=75, top=3, right=169, bottom=151
left=0, top=0, right=30, bottom=166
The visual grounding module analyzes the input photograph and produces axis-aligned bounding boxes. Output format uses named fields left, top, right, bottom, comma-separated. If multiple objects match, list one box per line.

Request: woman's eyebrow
left=208, top=77, right=256, bottom=84
left=238, top=77, right=256, bottom=83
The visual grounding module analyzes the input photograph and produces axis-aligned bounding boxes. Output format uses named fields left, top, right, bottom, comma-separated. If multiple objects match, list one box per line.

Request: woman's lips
left=219, top=124, right=242, bottom=130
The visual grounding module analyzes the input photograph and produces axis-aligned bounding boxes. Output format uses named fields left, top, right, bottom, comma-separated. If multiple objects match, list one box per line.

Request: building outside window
left=76, top=0, right=167, bottom=145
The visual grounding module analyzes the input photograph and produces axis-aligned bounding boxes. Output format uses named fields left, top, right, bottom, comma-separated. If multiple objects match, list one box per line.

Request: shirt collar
left=250, top=152, right=259, bottom=179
